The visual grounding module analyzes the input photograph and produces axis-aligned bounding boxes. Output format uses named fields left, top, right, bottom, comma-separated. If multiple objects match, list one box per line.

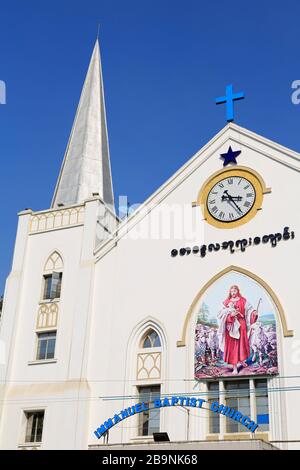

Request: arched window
left=137, top=328, right=162, bottom=381
left=191, top=268, right=276, bottom=437
left=137, top=326, right=163, bottom=437
left=42, top=251, right=63, bottom=301
left=36, top=252, right=63, bottom=361
left=44, top=251, right=63, bottom=272
left=141, top=329, right=161, bottom=349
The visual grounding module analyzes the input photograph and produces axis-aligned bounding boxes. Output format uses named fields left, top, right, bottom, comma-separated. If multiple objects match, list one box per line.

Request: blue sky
left=0, top=0, right=300, bottom=293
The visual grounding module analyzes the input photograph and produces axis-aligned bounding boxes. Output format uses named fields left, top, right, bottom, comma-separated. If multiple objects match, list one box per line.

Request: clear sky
left=0, top=0, right=299, bottom=293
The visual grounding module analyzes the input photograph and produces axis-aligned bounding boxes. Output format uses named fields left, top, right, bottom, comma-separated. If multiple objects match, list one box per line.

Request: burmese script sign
left=171, top=226, right=295, bottom=258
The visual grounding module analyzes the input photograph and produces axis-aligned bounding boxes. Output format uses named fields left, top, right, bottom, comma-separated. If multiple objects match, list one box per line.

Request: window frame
left=224, top=380, right=251, bottom=433
left=36, top=331, right=57, bottom=361
left=42, top=271, right=63, bottom=301
left=255, top=379, right=270, bottom=431
left=207, top=381, right=220, bottom=434
left=23, top=409, right=45, bottom=444
left=206, top=378, right=270, bottom=436
left=140, top=329, right=161, bottom=349
left=137, top=384, right=161, bottom=437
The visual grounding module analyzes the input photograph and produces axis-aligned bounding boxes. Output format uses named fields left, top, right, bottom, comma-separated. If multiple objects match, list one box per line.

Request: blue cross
left=215, top=84, right=245, bottom=122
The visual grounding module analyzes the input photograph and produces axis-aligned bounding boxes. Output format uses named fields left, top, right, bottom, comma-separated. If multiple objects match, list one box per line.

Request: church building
left=0, top=39, right=299, bottom=450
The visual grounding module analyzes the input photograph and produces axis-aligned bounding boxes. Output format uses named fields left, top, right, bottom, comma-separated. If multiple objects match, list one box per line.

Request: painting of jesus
left=218, top=285, right=258, bottom=374
left=194, top=272, right=278, bottom=379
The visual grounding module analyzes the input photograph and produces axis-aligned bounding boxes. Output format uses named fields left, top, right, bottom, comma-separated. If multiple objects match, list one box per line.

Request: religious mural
left=194, top=272, right=278, bottom=378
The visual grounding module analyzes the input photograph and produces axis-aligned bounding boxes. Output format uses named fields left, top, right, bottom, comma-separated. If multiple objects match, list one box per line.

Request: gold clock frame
left=194, top=166, right=271, bottom=229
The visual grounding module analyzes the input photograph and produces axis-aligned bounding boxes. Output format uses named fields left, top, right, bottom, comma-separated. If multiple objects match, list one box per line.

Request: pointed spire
left=51, top=39, right=114, bottom=210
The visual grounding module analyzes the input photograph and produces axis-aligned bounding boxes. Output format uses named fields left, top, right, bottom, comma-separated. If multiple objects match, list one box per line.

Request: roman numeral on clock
left=206, top=175, right=257, bottom=224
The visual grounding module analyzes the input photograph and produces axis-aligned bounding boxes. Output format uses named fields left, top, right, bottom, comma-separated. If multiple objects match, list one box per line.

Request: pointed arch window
left=137, top=326, right=163, bottom=436
left=137, top=328, right=162, bottom=381
left=42, top=252, right=63, bottom=301
left=141, top=329, right=161, bottom=349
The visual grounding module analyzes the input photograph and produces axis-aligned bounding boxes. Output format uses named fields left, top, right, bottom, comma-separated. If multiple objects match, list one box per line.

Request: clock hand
left=221, top=195, right=242, bottom=201
left=227, top=199, right=242, bottom=214
left=223, top=190, right=243, bottom=213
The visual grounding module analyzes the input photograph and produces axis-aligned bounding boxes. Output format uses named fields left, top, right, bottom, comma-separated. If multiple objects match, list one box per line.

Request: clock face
left=206, top=175, right=256, bottom=222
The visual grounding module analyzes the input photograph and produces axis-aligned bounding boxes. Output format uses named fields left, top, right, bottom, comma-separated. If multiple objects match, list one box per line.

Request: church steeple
left=51, top=39, right=114, bottom=210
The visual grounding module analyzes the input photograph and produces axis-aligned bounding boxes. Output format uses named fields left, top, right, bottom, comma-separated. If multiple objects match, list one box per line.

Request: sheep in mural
left=195, top=326, right=208, bottom=363
left=207, top=328, right=219, bottom=360
left=249, top=322, right=269, bottom=365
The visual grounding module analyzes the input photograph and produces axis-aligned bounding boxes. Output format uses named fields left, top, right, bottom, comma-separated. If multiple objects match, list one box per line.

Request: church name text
left=94, top=395, right=258, bottom=439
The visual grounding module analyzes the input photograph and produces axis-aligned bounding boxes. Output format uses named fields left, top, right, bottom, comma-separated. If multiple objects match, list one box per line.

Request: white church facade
left=0, top=40, right=299, bottom=450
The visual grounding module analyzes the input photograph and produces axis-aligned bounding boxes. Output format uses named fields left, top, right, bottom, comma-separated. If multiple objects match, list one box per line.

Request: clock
left=207, top=175, right=256, bottom=222
left=196, top=167, right=271, bottom=229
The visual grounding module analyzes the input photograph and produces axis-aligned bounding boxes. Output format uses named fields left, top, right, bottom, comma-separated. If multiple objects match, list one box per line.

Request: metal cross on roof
left=215, top=84, right=244, bottom=122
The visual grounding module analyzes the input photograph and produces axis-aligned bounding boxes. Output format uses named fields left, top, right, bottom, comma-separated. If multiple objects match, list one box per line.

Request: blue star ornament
left=220, top=146, right=241, bottom=167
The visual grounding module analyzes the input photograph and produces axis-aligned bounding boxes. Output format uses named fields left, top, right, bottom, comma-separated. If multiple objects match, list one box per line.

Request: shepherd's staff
left=256, top=298, right=262, bottom=317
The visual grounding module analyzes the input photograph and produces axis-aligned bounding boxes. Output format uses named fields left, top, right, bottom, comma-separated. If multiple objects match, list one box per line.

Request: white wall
left=1, top=126, right=300, bottom=449
left=87, top=128, right=300, bottom=448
